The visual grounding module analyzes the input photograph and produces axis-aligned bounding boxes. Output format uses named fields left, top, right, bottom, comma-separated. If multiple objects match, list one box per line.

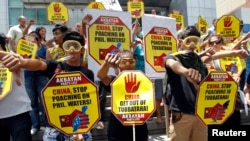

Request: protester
left=207, top=18, right=217, bottom=36
left=1, top=31, right=94, bottom=141
left=75, top=22, right=82, bottom=33
left=164, top=26, right=208, bottom=141
left=201, top=34, right=249, bottom=126
left=46, top=24, right=68, bottom=60
left=7, top=15, right=31, bottom=52
left=151, top=8, right=157, bottom=15
left=0, top=33, right=32, bottom=141
left=24, top=31, right=49, bottom=135
left=96, top=81, right=108, bottom=130
left=35, top=26, right=47, bottom=46
left=131, top=19, right=164, bottom=123
left=97, top=50, right=149, bottom=141
left=244, top=72, right=250, bottom=106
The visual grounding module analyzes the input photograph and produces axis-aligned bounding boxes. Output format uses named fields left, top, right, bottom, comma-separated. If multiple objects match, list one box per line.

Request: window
left=8, top=0, right=50, bottom=26
left=37, top=9, right=49, bottom=25
left=8, top=0, right=23, bottom=7
left=9, top=8, right=22, bottom=25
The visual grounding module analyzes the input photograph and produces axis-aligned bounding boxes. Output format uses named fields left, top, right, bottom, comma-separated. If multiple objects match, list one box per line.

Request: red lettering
left=96, top=25, right=111, bottom=31
left=151, top=35, right=162, bottom=40
left=125, top=95, right=140, bottom=100
left=53, top=88, right=71, bottom=95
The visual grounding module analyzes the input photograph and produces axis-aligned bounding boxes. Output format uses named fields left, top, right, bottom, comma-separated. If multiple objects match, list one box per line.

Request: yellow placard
left=16, top=35, right=38, bottom=59
left=144, top=27, right=177, bottom=72
left=219, top=55, right=245, bottom=77
left=169, top=10, right=184, bottom=31
left=127, top=1, right=144, bottom=18
left=198, top=16, right=208, bottom=35
left=196, top=71, right=237, bottom=125
left=0, top=67, right=12, bottom=100
left=111, top=71, right=155, bottom=125
left=42, top=72, right=100, bottom=135
left=88, top=16, right=131, bottom=65
left=216, top=15, right=240, bottom=43
left=47, top=2, right=69, bottom=23
left=86, top=2, right=105, bottom=9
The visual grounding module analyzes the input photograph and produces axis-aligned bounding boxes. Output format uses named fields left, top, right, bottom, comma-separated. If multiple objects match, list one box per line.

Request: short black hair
left=63, top=31, right=85, bottom=46
left=180, top=26, right=201, bottom=39
left=29, top=31, right=42, bottom=40
left=0, top=33, right=8, bottom=51
left=52, top=24, right=68, bottom=33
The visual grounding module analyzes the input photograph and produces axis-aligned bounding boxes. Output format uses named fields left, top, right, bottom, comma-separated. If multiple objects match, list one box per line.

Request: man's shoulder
left=81, top=67, right=94, bottom=74
left=9, top=25, right=20, bottom=30
left=165, top=52, right=180, bottom=60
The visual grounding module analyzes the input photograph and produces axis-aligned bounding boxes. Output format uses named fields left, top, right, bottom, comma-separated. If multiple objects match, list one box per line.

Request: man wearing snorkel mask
left=0, top=31, right=94, bottom=141
left=164, top=26, right=208, bottom=141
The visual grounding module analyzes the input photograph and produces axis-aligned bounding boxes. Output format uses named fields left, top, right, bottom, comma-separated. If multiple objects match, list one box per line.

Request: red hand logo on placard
left=125, top=73, right=140, bottom=93
left=92, top=3, right=99, bottom=9
left=53, top=3, right=61, bottom=13
left=59, top=107, right=89, bottom=131
left=131, top=9, right=141, bottom=17
left=204, top=101, right=229, bottom=122
left=224, top=17, right=233, bottom=27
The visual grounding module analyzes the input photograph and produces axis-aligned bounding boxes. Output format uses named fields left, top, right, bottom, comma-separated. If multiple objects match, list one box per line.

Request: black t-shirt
left=100, top=78, right=148, bottom=141
left=42, top=60, right=94, bottom=82
left=164, top=53, right=208, bottom=114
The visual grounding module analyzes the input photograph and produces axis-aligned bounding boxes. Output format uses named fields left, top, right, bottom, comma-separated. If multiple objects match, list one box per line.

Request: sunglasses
left=119, top=58, right=135, bottom=65
left=62, top=40, right=82, bottom=52
left=182, top=36, right=201, bottom=45
left=209, top=40, right=222, bottom=46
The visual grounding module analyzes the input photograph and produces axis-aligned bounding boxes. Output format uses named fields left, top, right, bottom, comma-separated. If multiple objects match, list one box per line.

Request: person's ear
left=178, top=39, right=183, bottom=44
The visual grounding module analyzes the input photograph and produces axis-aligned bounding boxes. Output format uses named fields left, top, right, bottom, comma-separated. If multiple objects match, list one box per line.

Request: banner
left=196, top=71, right=237, bottom=125
left=96, top=0, right=122, bottom=11
left=83, top=8, right=132, bottom=80
left=142, top=14, right=177, bottom=78
left=169, top=10, right=184, bottom=31
left=42, top=72, right=100, bottom=135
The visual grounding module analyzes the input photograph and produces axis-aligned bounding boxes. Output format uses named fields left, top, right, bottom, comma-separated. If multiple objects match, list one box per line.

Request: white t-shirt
left=7, top=24, right=25, bottom=44
left=0, top=70, right=31, bottom=119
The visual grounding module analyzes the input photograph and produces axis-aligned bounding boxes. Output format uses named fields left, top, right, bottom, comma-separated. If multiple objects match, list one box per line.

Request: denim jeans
left=25, top=73, right=49, bottom=129
left=0, top=112, right=32, bottom=141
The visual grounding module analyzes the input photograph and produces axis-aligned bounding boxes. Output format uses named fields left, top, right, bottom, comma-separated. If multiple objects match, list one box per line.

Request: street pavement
left=148, top=134, right=170, bottom=141
left=32, top=128, right=170, bottom=141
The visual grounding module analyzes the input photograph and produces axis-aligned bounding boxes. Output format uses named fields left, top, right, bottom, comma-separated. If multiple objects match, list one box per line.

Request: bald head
left=18, top=16, right=27, bottom=27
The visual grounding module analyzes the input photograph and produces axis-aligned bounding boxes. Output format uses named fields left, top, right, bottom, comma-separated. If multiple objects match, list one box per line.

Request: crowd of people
left=0, top=7, right=250, bottom=141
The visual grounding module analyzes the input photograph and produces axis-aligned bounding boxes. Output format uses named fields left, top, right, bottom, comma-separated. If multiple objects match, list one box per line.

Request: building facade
left=0, top=0, right=249, bottom=37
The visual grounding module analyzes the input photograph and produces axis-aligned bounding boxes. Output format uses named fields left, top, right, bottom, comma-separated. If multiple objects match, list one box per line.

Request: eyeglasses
left=119, top=58, right=135, bottom=65
left=209, top=40, right=222, bottom=46
left=62, top=40, right=82, bottom=52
